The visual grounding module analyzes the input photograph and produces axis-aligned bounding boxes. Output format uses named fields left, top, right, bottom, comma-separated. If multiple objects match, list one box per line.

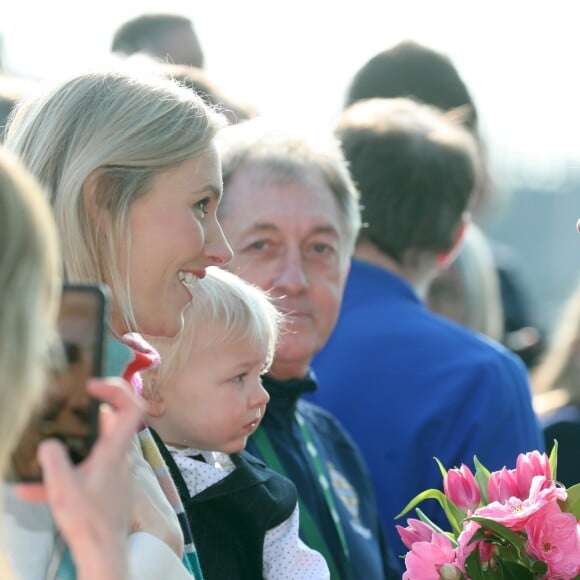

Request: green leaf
left=395, top=488, right=440, bottom=519
left=561, top=483, right=580, bottom=518
left=549, top=439, right=558, bottom=480
left=531, top=560, right=548, bottom=576
left=395, top=489, right=465, bottom=535
left=435, top=456, right=448, bottom=479
left=496, top=559, right=536, bottom=579
left=464, top=549, right=485, bottom=580
left=467, top=517, right=530, bottom=563
left=415, top=508, right=458, bottom=547
left=473, top=456, right=491, bottom=505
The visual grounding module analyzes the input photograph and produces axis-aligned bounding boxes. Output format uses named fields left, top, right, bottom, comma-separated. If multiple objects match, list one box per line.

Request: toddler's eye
left=233, top=373, right=247, bottom=385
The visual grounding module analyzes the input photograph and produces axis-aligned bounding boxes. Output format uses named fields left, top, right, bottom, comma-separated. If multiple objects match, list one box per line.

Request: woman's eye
left=192, top=197, right=210, bottom=218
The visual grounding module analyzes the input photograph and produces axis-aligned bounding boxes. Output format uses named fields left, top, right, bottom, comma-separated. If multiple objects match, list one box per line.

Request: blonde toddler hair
left=147, top=266, right=282, bottom=391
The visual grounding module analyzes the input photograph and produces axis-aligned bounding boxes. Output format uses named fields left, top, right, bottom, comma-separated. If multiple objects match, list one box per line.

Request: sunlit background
left=2, top=0, right=579, bottom=333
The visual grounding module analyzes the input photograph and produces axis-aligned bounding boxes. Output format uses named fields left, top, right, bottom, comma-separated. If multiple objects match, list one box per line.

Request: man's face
left=220, top=168, right=351, bottom=380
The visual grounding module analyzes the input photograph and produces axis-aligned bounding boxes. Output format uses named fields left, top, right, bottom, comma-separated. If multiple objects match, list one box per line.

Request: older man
left=216, top=120, right=399, bottom=579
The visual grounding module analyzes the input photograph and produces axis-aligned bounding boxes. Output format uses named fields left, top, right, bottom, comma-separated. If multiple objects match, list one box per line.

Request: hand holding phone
left=15, top=378, right=145, bottom=580
left=9, top=284, right=108, bottom=482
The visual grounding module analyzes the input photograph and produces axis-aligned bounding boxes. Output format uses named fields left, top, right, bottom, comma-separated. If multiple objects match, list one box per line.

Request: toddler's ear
left=141, top=372, right=166, bottom=417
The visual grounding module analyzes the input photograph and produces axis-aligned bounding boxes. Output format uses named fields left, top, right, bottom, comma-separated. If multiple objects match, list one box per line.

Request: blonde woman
left=0, top=148, right=143, bottom=580
left=5, top=67, right=233, bottom=578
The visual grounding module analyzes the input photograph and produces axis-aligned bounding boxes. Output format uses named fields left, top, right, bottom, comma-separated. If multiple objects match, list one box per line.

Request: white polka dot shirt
left=169, top=446, right=329, bottom=579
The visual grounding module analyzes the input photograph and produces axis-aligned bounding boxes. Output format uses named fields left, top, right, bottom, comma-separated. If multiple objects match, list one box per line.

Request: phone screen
left=9, top=284, right=108, bottom=482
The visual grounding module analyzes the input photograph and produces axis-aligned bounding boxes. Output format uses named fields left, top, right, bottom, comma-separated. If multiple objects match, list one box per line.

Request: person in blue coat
left=216, top=119, right=400, bottom=579
left=308, top=98, right=545, bottom=569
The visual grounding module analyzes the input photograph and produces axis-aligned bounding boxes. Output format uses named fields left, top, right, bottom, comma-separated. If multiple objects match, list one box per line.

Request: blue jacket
left=247, top=373, right=400, bottom=579
left=309, top=260, right=544, bottom=568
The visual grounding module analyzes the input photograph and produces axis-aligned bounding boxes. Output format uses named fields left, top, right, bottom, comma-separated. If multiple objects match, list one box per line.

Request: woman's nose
left=207, top=221, right=234, bottom=266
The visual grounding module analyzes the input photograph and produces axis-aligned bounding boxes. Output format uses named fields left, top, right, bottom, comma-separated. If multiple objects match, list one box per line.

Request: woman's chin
left=143, top=313, right=184, bottom=339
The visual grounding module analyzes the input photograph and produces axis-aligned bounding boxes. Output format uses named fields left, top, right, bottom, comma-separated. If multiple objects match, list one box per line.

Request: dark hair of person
left=336, top=98, right=478, bottom=264
left=346, top=40, right=478, bottom=132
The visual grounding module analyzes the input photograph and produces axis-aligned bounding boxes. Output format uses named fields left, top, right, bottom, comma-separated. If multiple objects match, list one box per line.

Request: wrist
left=71, top=533, right=129, bottom=580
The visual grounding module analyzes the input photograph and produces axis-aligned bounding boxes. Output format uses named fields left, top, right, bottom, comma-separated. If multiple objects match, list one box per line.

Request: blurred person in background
left=427, top=221, right=504, bottom=342
left=345, top=39, right=545, bottom=367
left=111, top=13, right=204, bottom=69
left=0, top=75, right=39, bottom=141
left=533, top=276, right=580, bottom=487
left=160, top=63, right=257, bottom=125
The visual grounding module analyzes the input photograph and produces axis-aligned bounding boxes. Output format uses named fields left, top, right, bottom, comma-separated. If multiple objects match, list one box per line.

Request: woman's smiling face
left=110, top=144, right=233, bottom=338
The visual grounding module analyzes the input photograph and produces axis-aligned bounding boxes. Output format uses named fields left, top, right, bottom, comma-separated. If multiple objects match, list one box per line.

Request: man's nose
left=274, top=247, right=308, bottom=293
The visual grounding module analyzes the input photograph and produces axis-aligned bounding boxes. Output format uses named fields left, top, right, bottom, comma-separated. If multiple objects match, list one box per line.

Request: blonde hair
left=147, top=267, right=282, bottom=390
left=0, top=147, right=61, bottom=577
left=5, top=67, right=226, bottom=334
left=533, top=279, right=580, bottom=415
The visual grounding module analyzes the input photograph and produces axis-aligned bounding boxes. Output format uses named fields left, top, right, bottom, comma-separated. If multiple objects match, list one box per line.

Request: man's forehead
left=240, top=219, right=341, bottom=238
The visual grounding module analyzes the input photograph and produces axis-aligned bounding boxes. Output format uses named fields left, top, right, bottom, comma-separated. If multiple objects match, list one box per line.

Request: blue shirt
left=309, top=259, right=544, bottom=568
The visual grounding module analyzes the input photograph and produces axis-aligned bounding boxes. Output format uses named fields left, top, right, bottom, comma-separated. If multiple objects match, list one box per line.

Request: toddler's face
left=152, top=338, right=270, bottom=453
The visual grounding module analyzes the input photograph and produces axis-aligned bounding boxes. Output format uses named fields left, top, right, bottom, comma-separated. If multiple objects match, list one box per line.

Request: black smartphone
left=9, top=283, right=109, bottom=482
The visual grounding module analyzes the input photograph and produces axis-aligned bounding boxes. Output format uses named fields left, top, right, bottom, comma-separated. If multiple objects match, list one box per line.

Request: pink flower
left=402, top=532, right=458, bottom=580
left=444, top=464, right=481, bottom=512
left=527, top=474, right=567, bottom=504
left=474, top=476, right=566, bottom=531
left=455, top=520, right=496, bottom=572
left=516, top=450, right=551, bottom=498
left=488, top=467, right=521, bottom=502
left=525, top=503, right=580, bottom=579
left=397, top=518, right=435, bottom=550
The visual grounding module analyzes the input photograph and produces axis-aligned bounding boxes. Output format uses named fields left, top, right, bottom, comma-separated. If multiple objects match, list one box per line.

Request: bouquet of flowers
left=396, top=444, right=580, bottom=579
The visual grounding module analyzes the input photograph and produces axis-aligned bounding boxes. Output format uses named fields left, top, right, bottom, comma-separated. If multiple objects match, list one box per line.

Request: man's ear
left=141, top=377, right=166, bottom=418
left=436, top=214, right=468, bottom=268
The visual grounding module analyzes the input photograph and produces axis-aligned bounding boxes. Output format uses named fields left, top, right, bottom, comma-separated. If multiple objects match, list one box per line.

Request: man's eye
left=311, top=242, right=337, bottom=256
left=249, top=240, right=268, bottom=250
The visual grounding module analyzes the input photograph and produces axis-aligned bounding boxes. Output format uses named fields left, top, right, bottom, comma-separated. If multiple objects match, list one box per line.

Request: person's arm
left=262, top=504, right=329, bottom=580
left=24, top=378, right=143, bottom=580
left=128, top=532, right=194, bottom=579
